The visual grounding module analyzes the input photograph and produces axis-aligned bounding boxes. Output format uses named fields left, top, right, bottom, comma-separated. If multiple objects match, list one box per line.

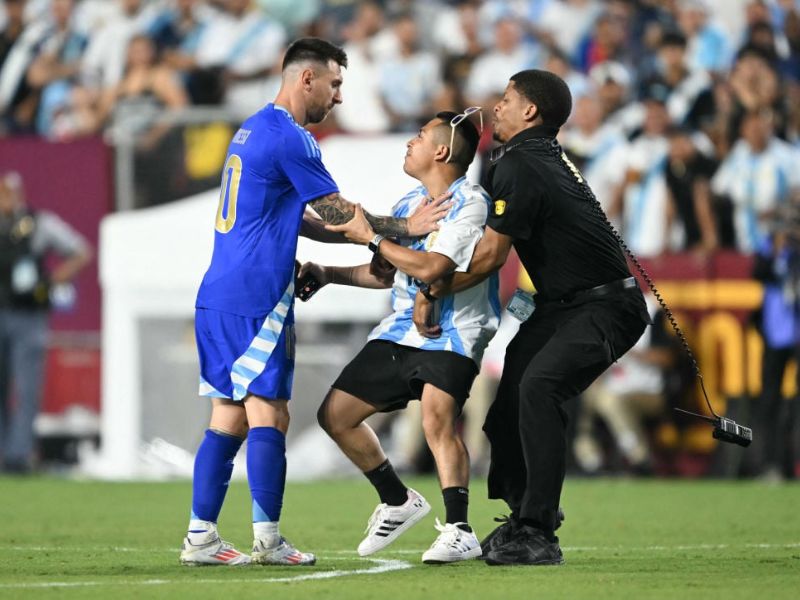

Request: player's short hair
left=434, top=111, right=480, bottom=170
left=510, top=69, right=572, bottom=129
left=282, top=38, right=348, bottom=71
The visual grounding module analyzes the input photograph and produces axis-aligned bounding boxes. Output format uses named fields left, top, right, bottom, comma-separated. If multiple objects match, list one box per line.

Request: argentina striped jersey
left=368, top=176, right=501, bottom=365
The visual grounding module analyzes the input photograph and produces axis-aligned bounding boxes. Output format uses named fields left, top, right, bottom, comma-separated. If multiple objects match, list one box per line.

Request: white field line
left=4, top=542, right=800, bottom=554
left=0, top=558, right=412, bottom=590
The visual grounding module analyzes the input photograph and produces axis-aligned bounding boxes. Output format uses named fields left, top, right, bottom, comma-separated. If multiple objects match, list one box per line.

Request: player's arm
left=431, top=226, right=513, bottom=295
left=309, top=192, right=450, bottom=238
left=298, top=260, right=395, bottom=290
left=324, top=203, right=457, bottom=283
left=413, top=227, right=513, bottom=338
left=300, top=207, right=347, bottom=242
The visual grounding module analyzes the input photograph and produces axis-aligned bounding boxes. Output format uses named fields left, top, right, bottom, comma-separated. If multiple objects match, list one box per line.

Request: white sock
left=187, top=519, right=218, bottom=545
left=253, top=521, right=280, bottom=547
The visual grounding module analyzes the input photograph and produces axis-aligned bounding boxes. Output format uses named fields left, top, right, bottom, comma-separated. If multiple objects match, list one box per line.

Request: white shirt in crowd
left=711, top=137, right=800, bottom=253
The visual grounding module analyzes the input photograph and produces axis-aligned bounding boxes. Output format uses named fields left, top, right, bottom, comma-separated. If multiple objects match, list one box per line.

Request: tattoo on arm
left=309, top=193, right=408, bottom=237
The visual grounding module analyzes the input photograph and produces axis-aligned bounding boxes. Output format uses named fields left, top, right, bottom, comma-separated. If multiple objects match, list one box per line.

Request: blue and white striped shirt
left=368, top=177, right=501, bottom=365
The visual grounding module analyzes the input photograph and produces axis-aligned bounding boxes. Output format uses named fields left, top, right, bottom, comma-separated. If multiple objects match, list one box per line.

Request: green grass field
left=0, top=476, right=798, bottom=599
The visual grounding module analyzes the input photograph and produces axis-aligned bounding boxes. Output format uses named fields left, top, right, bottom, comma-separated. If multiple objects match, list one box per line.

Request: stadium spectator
left=726, top=45, right=788, bottom=144
left=588, top=60, right=643, bottom=136
left=677, top=0, right=731, bottom=73
left=464, top=17, right=538, bottom=107
left=91, top=34, right=188, bottom=136
left=0, top=0, right=25, bottom=73
left=751, top=214, right=800, bottom=482
left=80, top=0, right=159, bottom=91
left=24, top=0, right=87, bottom=137
left=377, top=12, right=441, bottom=132
left=575, top=11, right=631, bottom=72
left=537, top=0, right=602, bottom=61
left=560, top=93, right=628, bottom=221
left=638, top=30, right=714, bottom=128
left=612, top=93, right=672, bottom=257
left=711, top=109, right=800, bottom=253
left=544, top=48, right=590, bottom=102
left=189, top=0, right=286, bottom=113
left=335, top=1, right=390, bottom=133
left=664, top=125, right=719, bottom=253
left=0, top=171, right=91, bottom=474
left=147, top=0, right=210, bottom=72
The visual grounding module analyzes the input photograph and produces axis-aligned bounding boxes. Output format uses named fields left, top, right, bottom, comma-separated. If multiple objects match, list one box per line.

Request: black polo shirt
left=485, top=125, right=631, bottom=301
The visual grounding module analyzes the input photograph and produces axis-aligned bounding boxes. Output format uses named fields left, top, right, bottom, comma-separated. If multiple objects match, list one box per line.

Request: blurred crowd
left=2, top=0, right=799, bottom=477
left=0, top=0, right=799, bottom=254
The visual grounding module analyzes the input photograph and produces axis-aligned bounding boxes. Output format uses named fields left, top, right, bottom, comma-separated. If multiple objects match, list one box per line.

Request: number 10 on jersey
left=215, top=154, right=242, bottom=233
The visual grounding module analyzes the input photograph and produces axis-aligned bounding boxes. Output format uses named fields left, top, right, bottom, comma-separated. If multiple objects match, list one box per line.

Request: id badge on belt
left=507, top=288, right=535, bottom=321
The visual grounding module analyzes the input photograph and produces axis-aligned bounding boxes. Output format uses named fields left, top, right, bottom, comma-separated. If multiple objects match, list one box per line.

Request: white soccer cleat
left=251, top=537, right=316, bottom=566
left=422, top=519, right=483, bottom=564
left=357, top=488, right=431, bottom=556
left=180, top=536, right=251, bottom=566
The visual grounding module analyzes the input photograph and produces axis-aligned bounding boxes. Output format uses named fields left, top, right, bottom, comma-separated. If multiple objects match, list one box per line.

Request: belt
left=537, top=277, right=637, bottom=304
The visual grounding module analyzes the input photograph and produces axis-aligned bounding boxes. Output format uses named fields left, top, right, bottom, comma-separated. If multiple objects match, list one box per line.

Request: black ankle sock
left=364, top=460, right=407, bottom=506
left=442, top=486, right=469, bottom=525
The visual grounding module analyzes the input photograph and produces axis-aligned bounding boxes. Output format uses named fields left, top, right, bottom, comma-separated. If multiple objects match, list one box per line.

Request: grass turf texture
left=0, top=476, right=798, bottom=599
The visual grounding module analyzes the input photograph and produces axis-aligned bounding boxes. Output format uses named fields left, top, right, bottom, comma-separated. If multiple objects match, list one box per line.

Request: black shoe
left=484, top=525, right=564, bottom=566
left=479, top=514, right=518, bottom=559
left=480, top=507, right=565, bottom=559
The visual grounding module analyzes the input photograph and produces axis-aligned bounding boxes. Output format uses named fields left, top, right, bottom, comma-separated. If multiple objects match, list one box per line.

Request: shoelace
left=364, top=504, right=388, bottom=534
left=493, top=514, right=514, bottom=525
left=431, top=518, right=461, bottom=548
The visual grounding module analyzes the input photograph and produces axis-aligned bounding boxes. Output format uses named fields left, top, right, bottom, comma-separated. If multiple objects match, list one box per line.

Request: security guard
left=414, top=70, right=649, bottom=565
left=0, top=172, right=91, bottom=473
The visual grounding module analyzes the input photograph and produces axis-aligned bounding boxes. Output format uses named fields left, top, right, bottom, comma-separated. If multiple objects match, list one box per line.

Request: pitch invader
left=180, top=38, right=449, bottom=567
left=302, top=107, right=498, bottom=563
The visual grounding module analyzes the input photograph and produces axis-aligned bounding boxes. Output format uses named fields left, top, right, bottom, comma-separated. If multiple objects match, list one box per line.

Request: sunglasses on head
left=446, top=106, right=483, bottom=164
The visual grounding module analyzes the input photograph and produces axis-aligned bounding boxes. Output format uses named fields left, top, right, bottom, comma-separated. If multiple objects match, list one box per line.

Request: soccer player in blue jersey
left=180, top=38, right=450, bottom=567
left=300, top=109, right=499, bottom=563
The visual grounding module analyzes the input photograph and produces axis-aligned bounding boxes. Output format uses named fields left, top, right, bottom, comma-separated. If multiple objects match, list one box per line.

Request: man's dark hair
left=660, top=30, right=688, bottom=49
left=282, top=38, right=348, bottom=71
left=435, top=111, right=480, bottom=170
left=509, top=70, right=572, bottom=129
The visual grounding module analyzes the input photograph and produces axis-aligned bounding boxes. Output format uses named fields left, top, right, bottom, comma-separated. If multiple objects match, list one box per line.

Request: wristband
left=368, top=234, right=385, bottom=253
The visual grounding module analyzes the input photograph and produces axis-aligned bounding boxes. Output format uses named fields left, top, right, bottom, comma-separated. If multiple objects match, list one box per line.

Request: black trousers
left=483, top=288, right=648, bottom=536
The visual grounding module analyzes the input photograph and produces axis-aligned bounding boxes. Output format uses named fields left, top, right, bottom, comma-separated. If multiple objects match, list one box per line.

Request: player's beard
left=307, top=102, right=330, bottom=125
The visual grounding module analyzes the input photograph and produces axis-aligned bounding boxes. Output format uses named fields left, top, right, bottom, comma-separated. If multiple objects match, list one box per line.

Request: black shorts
left=332, top=340, right=479, bottom=413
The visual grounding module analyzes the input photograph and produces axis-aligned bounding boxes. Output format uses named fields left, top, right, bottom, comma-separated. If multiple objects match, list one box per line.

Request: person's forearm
left=428, top=235, right=504, bottom=296
left=309, top=193, right=410, bottom=237
left=376, top=241, right=453, bottom=284
left=50, top=249, right=92, bottom=285
left=327, top=264, right=390, bottom=289
left=300, top=211, right=347, bottom=242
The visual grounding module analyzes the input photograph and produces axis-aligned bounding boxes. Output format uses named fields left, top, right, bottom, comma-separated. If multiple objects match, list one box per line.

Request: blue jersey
left=196, top=104, right=338, bottom=318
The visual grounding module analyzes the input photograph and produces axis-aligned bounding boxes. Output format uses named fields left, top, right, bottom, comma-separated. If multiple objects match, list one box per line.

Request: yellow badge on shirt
left=494, top=199, right=506, bottom=216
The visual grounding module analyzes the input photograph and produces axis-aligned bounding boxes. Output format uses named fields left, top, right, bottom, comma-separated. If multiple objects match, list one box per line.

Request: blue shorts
left=195, top=307, right=295, bottom=401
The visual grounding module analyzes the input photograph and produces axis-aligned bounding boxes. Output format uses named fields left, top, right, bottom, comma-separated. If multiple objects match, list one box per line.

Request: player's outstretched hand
left=413, top=290, right=442, bottom=339
left=407, top=191, right=453, bottom=237
left=325, top=204, right=375, bottom=244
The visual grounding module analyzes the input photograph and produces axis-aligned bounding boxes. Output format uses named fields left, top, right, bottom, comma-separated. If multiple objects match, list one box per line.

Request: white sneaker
left=357, top=488, right=431, bottom=556
left=180, top=536, right=251, bottom=566
left=422, top=519, right=482, bottom=564
left=252, top=537, right=316, bottom=566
